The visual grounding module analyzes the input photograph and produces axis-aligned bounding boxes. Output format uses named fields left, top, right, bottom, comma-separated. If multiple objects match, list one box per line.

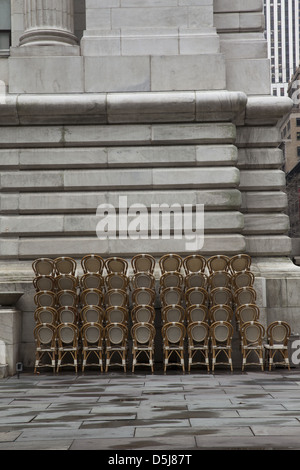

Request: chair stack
left=33, top=257, right=80, bottom=373
left=130, top=254, right=156, bottom=372
left=159, top=254, right=186, bottom=373
left=103, top=257, right=129, bottom=372
left=32, top=252, right=292, bottom=374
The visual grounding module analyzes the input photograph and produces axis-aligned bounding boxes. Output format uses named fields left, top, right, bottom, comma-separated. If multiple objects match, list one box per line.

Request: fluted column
left=19, top=0, right=78, bottom=46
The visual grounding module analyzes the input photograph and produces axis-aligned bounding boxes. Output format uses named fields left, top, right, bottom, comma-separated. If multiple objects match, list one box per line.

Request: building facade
left=264, top=0, right=300, bottom=96
left=0, top=0, right=299, bottom=374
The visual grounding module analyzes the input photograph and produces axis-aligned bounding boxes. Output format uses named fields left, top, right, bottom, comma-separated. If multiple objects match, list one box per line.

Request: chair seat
left=188, top=345, right=209, bottom=350
left=106, top=345, right=126, bottom=351
left=164, top=345, right=184, bottom=350
left=264, top=344, right=287, bottom=350
left=242, top=345, right=263, bottom=350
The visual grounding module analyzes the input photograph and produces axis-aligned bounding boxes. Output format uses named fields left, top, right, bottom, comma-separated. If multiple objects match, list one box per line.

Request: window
left=0, top=0, right=11, bottom=56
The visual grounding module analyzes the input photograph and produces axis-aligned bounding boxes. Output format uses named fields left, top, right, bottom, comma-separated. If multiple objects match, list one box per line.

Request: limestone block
left=150, top=54, right=226, bottom=91
left=152, top=167, right=240, bottom=188
left=0, top=194, right=19, bottom=213
left=18, top=189, right=242, bottom=214
left=0, top=238, right=19, bottom=259
left=213, top=0, right=263, bottom=13
left=9, top=57, right=84, bottom=94
left=226, top=58, right=271, bottom=95
left=243, top=214, right=290, bottom=235
left=0, top=150, right=19, bottom=169
left=214, top=13, right=264, bottom=32
left=245, top=235, right=292, bottom=256
left=19, top=148, right=108, bottom=169
left=241, top=191, right=288, bottom=213
left=1, top=171, right=64, bottom=191
left=84, top=56, right=151, bottom=93
left=245, top=96, right=293, bottom=126
left=236, top=126, right=281, bottom=148
left=121, top=29, right=179, bottom=56
left=239, top=170, right=285, bottom=191
left=0, top=216, right=64, bottom=236
left=265, top=278, right=287, bottom=308
left=81, top=30, right=121, bottom=56
left=237, top=148, right=283, bottom=169
left=19, top=237, right=110, bottom=259
left=151, top=123, right=236, bottom=144
left=0, top=308, right=22, bottom=376
left=220, top=38, right=267, bottom=60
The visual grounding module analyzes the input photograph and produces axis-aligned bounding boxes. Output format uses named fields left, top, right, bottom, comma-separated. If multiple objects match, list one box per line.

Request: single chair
left=104, top=289, right=128, bottom=308
left=34, top=306, right=58, bottom=326
left=231, top=270, right=255, bottom=291
left=209, top=287, right=232, bottom=307
left=55, top=274, right=78, bottom=292
left=264, top=321, right=291, bottom=371
left=183, top=254, right=206, bottom=274
left=131, top=253, right=156, bottom=274
left=80, top=305, right=106, bottom=325
left=186, top=304, right=209, bottom=324
left=187, top=321, right=210, bottom=372
left=105, top=323, right=128, bottom=372
left=57, top=306, right=79, bottom=325
left=105, top=306, right=129, bottom=325
left=80, top=273, right=104, bottom=291
left=33, top=275, right=55, bottom=292
left=229, top=254, right=251, bottom=274
left=130, top=272, right=156, bottom=290
left=105, top=257, right=128, bottom=275
left=54, top=257, right=77, bottom=276
left=32, top=258, right=55, bottom=277
left=161, top=287, right=183, bottom=307
left=56, top=289, right=78, bottom=308
left=131, top=322, right=156, bottom=373
left=132, top=287, right=156, bottom=306
left=208, top=271, right=231, bottom=290
left=105, top=272, right=129, bottom=291
left=161, top=322, right=186, bottom=373
left=161, top=304, right=185, bottom=324
left=160, top=271, right=184, bottom=290
left=234, top=287, right=257, bottom=307
left=240, top=321, right=265, bottom=371
left=235, top=304, right=260, bottom=331
left=159, top=254, right=183, bottom=274
left=34, top=290, right=57, bottom=308
left=81, top=254, right=105, bottom=274
left=81, top=322, right=105, bottom=372
left=209, top=304, right=233, bottom=323
left=185, top=272, right=208, bottom=290
left=210, top=321, right=234, bottom=372
left=185, top=287, right=208, bottom=307
left=80, top=288, right=103, bottom=307
left=131, top=305, right=156, bottom=324
left=56, top=323, right=80, bottom=373
left=207, top=255, right=230, bottom=274
left=33, top=323, right=57, bottom=373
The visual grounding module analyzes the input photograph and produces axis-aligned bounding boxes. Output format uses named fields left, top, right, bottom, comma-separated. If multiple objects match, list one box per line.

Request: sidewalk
left=0, top=368, right=300, bottom=451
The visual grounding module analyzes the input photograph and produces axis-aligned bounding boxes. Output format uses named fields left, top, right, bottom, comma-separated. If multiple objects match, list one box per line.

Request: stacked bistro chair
left=183, top=255, right=208, bottom=290
left=187, top=321, right=210, bottom=372
left=79, top=254, right=105, bottom=372
left=130, top=254, right=156, bottom=371
left=162, top=321, right=186, bottom=373
left=210, top=321, right=234, bottom=372
left=240, top=321, right=265, bottom=371
left=103, top=257, right=129, bottom=372
left=264, top=321, right=291, bottom=371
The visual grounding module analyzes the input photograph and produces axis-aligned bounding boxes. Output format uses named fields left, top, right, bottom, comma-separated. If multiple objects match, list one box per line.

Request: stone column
left=19, top=0, right=78, bottom=46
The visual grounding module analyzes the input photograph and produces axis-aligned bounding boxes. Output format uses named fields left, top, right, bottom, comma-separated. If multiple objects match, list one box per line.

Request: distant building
left=264, top=0, right=300, bottom=96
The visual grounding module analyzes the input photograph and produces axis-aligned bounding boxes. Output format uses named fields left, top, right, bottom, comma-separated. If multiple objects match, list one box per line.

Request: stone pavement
left=0, top=367, right=300, bottom=451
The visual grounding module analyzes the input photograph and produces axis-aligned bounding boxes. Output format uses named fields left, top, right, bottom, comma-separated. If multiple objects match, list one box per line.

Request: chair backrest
left=105, top=273, right=129, bottom=291
left=186, top=304, right=208, bottom=323
left=34, top=290, right=57, bottom=308
left=207, top=255, right=230, bottom=274
left=162, top=322, right=186, bottom=346
left=105, top=322, right=128, bottom=346
left=131, top=254, right=156, bottom=274
left=32, top=258, right=55, bottom=276
left=54, top=257, right=77, bottom=276
left=81, top=254, right=105, bottom=274
left=208, top=271, right=231, bottom=289
left=160, top=271, right=184, bottom=290
left=80, top=273, right=104, bottom=291
left=187, top=321, right=209, bottom=345
left=240, top=321, right=265, bottom=346
left=104, top=257, right=128, bottom=275
left=231, top=270, right=255, bottom=290
left=235, top=304, right=260, bottom=325
left=209, top=304, right=233, bottom=323
left=130, top=272, right=156, bottom=290
left=80, top=288, right=103, bottom=306
left=234, top=287, right=257, bottom=306
left=132, top=287, right=156, bottom=306
left=160, top=287, right=183, bottom=307
left=34, top=323, right=56, bottom=347
left=161, top=304, right=185, bottom=323
left=56, top=323, right=79, bottom=346
left=183, top=254, right=206, bottom=274
left=33, top=275, right=55, bottom=292
left=185, top=287, right=208, bottom=307
left=80, top=305, right=106, bottom=324
left=34, top=306, right=58, bottom=325
left=210, top=287, right=232, bottom=306
left=55, top=274, right=78, bottom=292
left=56, top=289, right=78, bottom=308
left=57, top=306, right=78, bottom=324
left=131, top=305, right=155, bottom=324
left=106, top=306, right=128, bottom=324
left=131, top=322, right=156, bottom=346
left=185, top=272, right=208, bottom=289
left=266, top=321, right=291, bottom=346
left=81, top=322, right=104, bottom=346
left=210, top=321, right=234, bottom=345
left=105, top=289, right=128, bottom=307
left=229, top=254, right=251, bottom=273
left=159, top=254, right=183, bottom=274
